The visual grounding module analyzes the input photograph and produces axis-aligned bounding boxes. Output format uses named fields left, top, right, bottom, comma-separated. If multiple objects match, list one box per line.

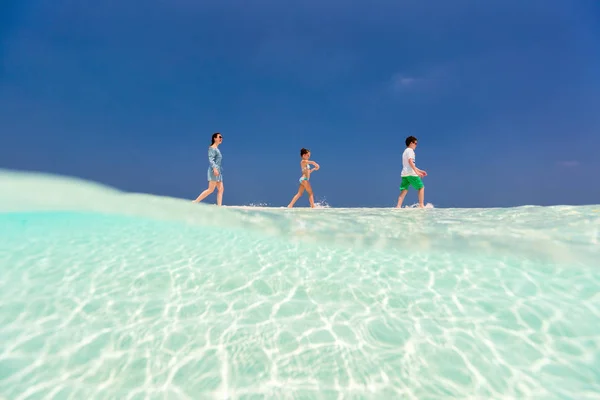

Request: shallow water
left=1, top=170, right=599, bottom=399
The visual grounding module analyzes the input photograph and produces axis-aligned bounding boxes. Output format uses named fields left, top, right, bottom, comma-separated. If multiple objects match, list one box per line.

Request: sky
left=1, top=0, right=599, bottom=208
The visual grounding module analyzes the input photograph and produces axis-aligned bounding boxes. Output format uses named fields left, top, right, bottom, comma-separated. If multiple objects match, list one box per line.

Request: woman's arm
left=208, top=147, right=219, bottom=174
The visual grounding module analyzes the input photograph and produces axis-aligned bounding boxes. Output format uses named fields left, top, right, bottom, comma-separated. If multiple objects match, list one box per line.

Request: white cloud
left=557, top=160, right=580, bottom=167
left=391, top=73, right=421, bottom=90
left=389, top=65, right=449, bottom=93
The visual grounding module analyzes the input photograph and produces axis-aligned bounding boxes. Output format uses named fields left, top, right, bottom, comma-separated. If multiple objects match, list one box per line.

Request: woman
left=193, top=132, right=224, bottom=205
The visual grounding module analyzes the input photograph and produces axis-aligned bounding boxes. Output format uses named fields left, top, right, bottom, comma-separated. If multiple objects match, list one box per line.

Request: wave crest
left=1, top=169, right=598, bottom=264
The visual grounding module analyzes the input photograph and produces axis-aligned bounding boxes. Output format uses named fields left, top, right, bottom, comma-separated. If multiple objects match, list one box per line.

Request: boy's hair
left=300, top=148, right=310, bottom=157
left=405, top=136, right=418, bottom=147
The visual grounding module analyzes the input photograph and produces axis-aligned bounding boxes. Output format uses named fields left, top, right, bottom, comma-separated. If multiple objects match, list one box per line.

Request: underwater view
left=1, top=169, right=599, bottom=399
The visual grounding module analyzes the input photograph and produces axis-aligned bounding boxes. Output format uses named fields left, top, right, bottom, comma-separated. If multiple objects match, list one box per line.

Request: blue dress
left=207, top=146, right=223, bottom=182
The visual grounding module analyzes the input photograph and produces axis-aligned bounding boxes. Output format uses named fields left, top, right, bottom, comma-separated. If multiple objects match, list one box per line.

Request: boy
left=396, top=136, right=427, bottom=208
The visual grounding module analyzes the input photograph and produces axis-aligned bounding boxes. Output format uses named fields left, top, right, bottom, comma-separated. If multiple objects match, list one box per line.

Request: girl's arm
left=309, top=160, right=320, bottom=170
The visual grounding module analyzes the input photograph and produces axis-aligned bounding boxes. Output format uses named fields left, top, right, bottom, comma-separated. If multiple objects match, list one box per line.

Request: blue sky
left=1, top=0, right=599, bottom=207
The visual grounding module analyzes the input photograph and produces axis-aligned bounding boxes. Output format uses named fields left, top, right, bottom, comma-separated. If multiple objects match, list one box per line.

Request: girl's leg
left=287, top=185, right=305, bottom=208
left=193, top=181, right=217, bottom=203
left=303, top=181, right=315, bottom=208
left=216, top=182, right=224, bottom=206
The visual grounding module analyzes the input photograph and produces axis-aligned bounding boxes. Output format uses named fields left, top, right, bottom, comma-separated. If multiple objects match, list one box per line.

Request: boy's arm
left=408, top=159, right=426, bottom=177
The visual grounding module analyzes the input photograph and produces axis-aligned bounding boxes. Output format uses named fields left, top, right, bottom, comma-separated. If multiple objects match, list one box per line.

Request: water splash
left=245, top=202, right=271, bottom=207
left=403, top=202, right=435, bottom=209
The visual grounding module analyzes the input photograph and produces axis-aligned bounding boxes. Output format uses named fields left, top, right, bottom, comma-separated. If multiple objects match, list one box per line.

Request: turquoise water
left=1, top=170, right=599, bottom=399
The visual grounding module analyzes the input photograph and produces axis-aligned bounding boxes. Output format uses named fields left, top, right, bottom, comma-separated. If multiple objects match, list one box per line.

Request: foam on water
left=1, top=169, right=600, bottom=399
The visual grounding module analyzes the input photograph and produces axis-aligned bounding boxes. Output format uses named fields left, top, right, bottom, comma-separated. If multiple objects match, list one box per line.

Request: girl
left=193, top=132, right=224, bottom=205
left=287, top=148, right=320, bottom=208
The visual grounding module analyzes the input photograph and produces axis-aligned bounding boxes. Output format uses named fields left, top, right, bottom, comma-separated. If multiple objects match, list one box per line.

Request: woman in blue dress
left=193, top=132, right=224, bottom=205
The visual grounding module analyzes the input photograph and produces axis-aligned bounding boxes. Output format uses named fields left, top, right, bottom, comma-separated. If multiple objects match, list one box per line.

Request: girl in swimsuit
left=287, top=148, right=320, bottom=208
left=193, top=132, right=224, bottom=206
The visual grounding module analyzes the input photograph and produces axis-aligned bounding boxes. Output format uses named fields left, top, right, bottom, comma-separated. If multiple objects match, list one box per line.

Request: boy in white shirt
left=396, top=136, right=427, bottom=208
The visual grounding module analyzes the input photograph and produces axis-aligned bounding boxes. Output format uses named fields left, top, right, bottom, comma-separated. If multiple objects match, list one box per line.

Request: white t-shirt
left=401, top=147, right=417, bottom=177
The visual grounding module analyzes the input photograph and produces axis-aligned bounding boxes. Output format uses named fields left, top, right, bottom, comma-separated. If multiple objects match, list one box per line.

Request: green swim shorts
left=400, top=176, right=424, bottom=191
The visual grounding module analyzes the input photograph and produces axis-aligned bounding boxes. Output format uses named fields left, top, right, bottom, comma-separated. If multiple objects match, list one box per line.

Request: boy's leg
left=410, top=176, right=425, bottom=208
left=396, top=177, right=411, bottom=208
left=417, top=187, right=424, bottom=208
left=396, top=190, right=408, bottom=208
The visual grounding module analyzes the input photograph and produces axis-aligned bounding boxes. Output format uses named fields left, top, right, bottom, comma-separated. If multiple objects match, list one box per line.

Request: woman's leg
left=216, top=182, right=224, bottom=206
left=193, top=181, right=217, bottom=203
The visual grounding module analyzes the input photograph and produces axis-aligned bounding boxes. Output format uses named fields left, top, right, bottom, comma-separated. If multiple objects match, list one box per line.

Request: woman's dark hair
left=405, top=136, right=418, bottom=147
left=211, top=132, right=221, bottom=146
left=300, top=148, right=310, bottom=157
